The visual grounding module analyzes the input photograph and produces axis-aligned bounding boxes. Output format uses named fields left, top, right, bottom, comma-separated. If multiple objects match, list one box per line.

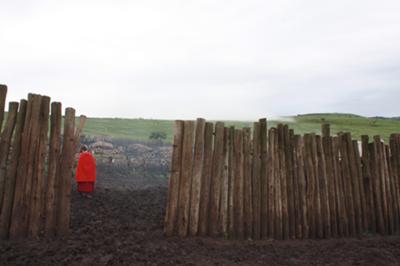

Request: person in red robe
left=76, top=145, right=96, bottom=193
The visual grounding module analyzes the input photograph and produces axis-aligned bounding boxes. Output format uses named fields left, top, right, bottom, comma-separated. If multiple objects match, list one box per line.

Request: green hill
left=80, top=114, right=400, bottom=143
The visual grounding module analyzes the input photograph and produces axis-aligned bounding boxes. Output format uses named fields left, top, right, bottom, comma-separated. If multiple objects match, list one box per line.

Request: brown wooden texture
left=9, top=94, right=42, bottom=239
left=28, top=96, right=50, bottom=238
left=233, top=129, right=244, bottom=239
left=56, top=108, right=76, bottom=236
left=289, top=130, right=297, bottom=237
left=177, top=121, right=195, bottom=237
left=309, top=134, right=323, bottom=238
left=272, top=128, right=282, bottom=240
left=322, top=125, right=338, bottom=237
left=219, top=127, right=230, bottom=236
left=277, top=125, right=289, bottom=239
left=209, top=122, right=224, bottom=236
left=0, top=102, right=19, bottom=208
left=333, top=136, right=348, bottom=237
left=303, top=134, right=315, bottom=238
left=375, top=137, right=389, bottom=234
left=389, top=135, right=400, bottom=233
left=242, top=128, right=253, bottom=239
left=198, top=122, right=214, bottom=236
left=8, top=96, right=33, bottom=239
left=316, top=135, right=331, bottom=238
left=267, top=128, right=276, bottom=239
left=361, top=135, right=375, bottom=233
left=0, top=88, right=85, bottom=241
left=164, top=121, right=184, bottom=237
left=294, top=135, right=308, bottom=238
left=44, top=102, right=62, bottom=237
left=227, top=126, right=235, bottom=238
left=370, top=140, right=385, bottom=234
left=353, top=140, right=368, bottom=232
left=0, top=84, right=7, bottom=133
left=383, top=144, right=394, bottom=234
left=346, top=135, right=363, bottom=236
left=339, top=133, right=356, bottom=236
left=252, top=122, right=261, bottom=239
left=165, top=121, right=400, bottom=240
left=0, top=100, right=27, bottom=239
left=285, top=127, right=296, bottom=239
left=292, top=134, right=302, bottom=238
left=259, top=119, right=268, bottom=239
left=189, top=118, right=206, bottom=236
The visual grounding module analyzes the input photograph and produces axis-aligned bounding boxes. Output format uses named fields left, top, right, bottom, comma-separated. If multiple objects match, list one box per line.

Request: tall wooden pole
left=44, top=102, right=62, bottom=237
left=0, top=100, right=27, bottom=239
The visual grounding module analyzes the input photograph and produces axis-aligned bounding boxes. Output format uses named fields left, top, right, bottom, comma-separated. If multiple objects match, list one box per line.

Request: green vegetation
left=80, top=114, right=400, bottom=143
left=149, top=131, right=167, bottom=142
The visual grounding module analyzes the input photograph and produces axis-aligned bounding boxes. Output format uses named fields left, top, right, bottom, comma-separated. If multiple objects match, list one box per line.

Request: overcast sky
left=1, top=0, right=399, bottom=120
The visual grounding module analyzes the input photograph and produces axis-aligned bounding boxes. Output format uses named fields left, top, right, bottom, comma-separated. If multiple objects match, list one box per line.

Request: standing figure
left=76, top=145, right=97, bottom=194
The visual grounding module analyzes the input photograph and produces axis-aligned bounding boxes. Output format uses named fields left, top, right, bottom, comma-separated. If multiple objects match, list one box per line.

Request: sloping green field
left=80, top=114, right=400, bottom=143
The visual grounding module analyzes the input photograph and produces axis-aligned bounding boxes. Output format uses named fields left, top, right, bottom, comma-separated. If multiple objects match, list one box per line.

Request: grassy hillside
left=80, top=114, right=400, bottom=143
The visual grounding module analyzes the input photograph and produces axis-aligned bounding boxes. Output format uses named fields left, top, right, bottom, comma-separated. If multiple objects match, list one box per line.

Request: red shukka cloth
left=76, top=151, right=96, bottom=192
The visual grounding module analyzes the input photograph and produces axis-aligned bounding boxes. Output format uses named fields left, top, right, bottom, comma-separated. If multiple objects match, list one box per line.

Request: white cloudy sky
left=1, top=0, right=399, bottom=120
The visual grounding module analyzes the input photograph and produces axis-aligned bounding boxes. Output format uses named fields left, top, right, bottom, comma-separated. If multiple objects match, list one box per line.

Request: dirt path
left=1, top=185, right=400, bottom=265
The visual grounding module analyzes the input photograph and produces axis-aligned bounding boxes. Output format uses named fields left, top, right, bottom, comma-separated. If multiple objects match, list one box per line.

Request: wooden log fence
left=0, top=84, right=86, bottom=240
left=164, top=118, right=400, bottom=239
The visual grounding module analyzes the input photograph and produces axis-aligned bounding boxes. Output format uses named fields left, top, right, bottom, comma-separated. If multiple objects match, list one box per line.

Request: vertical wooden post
left=341, top=133, right=357, bottom=236
left=189, top=118, right=205, bottom=236
left=322, top=124, right=330, bottom=139
left=0, top=102, right=19, bottom=208
left=219, top=127, right=230, bottom=236
left=56, top=107, right=76, bottom=236
left=198, top=123, right=214, bottom=236
left=23, top=95, right=43, bottom=237
left=73, top=115, right=87, bottom=151
left=294, top=135, right=308, bottom=238
left=8, top=96, right=32, bottom=239
left=322, top=124, right=338, bottom=237
left=285, top=126, right=296, bottom=239
left=9, top=94, right=42, bottom=239
left=272, top=128, right=282, bottom=240
left=353, top=140, right=368, bottom=233
left=209, top=122, right=224, bottom=236
left=389, top=134, right=400, bottom=233
left=252, top=122, right=261, bottom=240
left=370, top=139, right=385, bottom=234
left=28, top=96, right=50, bottom=238
left=310, top=134, right=323, bottom=238
left=242, top=128, right=253, bottom=239
left=375, top=136, right=389, bottom=234
left=0, top=84, right=7, bottom=133
left=361, top=135, right=375, bottom=233
left=266, top=128, right=275, bottom=239
left=316, top=135, right=331, bottom=238
left=277, top=124, right=289, bottom=239
left=44, top=102, right=62, bottom=237
left=345, top=135, right=363, bottom=236
left=303, top=134, right=315, bottom=238
left=164, top=121, right=184, bottom=237
left=395, top=135, right=400, bottom=230
left=383, top=144, right=394, bottom=234
left=259, top=119, right=268, bottom=239
left=333, top=136, right=348, bottom=237
left=176, top=121, right=195, bottom=237
left=228, top=127, right=235, bottom=238
left=233, top=129, right=244, bottom=239
left=0, top=100, right=27, bottom=240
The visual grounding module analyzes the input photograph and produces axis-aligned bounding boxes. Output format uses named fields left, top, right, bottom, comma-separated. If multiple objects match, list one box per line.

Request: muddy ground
left=1, top=168, right=400, bottom=265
